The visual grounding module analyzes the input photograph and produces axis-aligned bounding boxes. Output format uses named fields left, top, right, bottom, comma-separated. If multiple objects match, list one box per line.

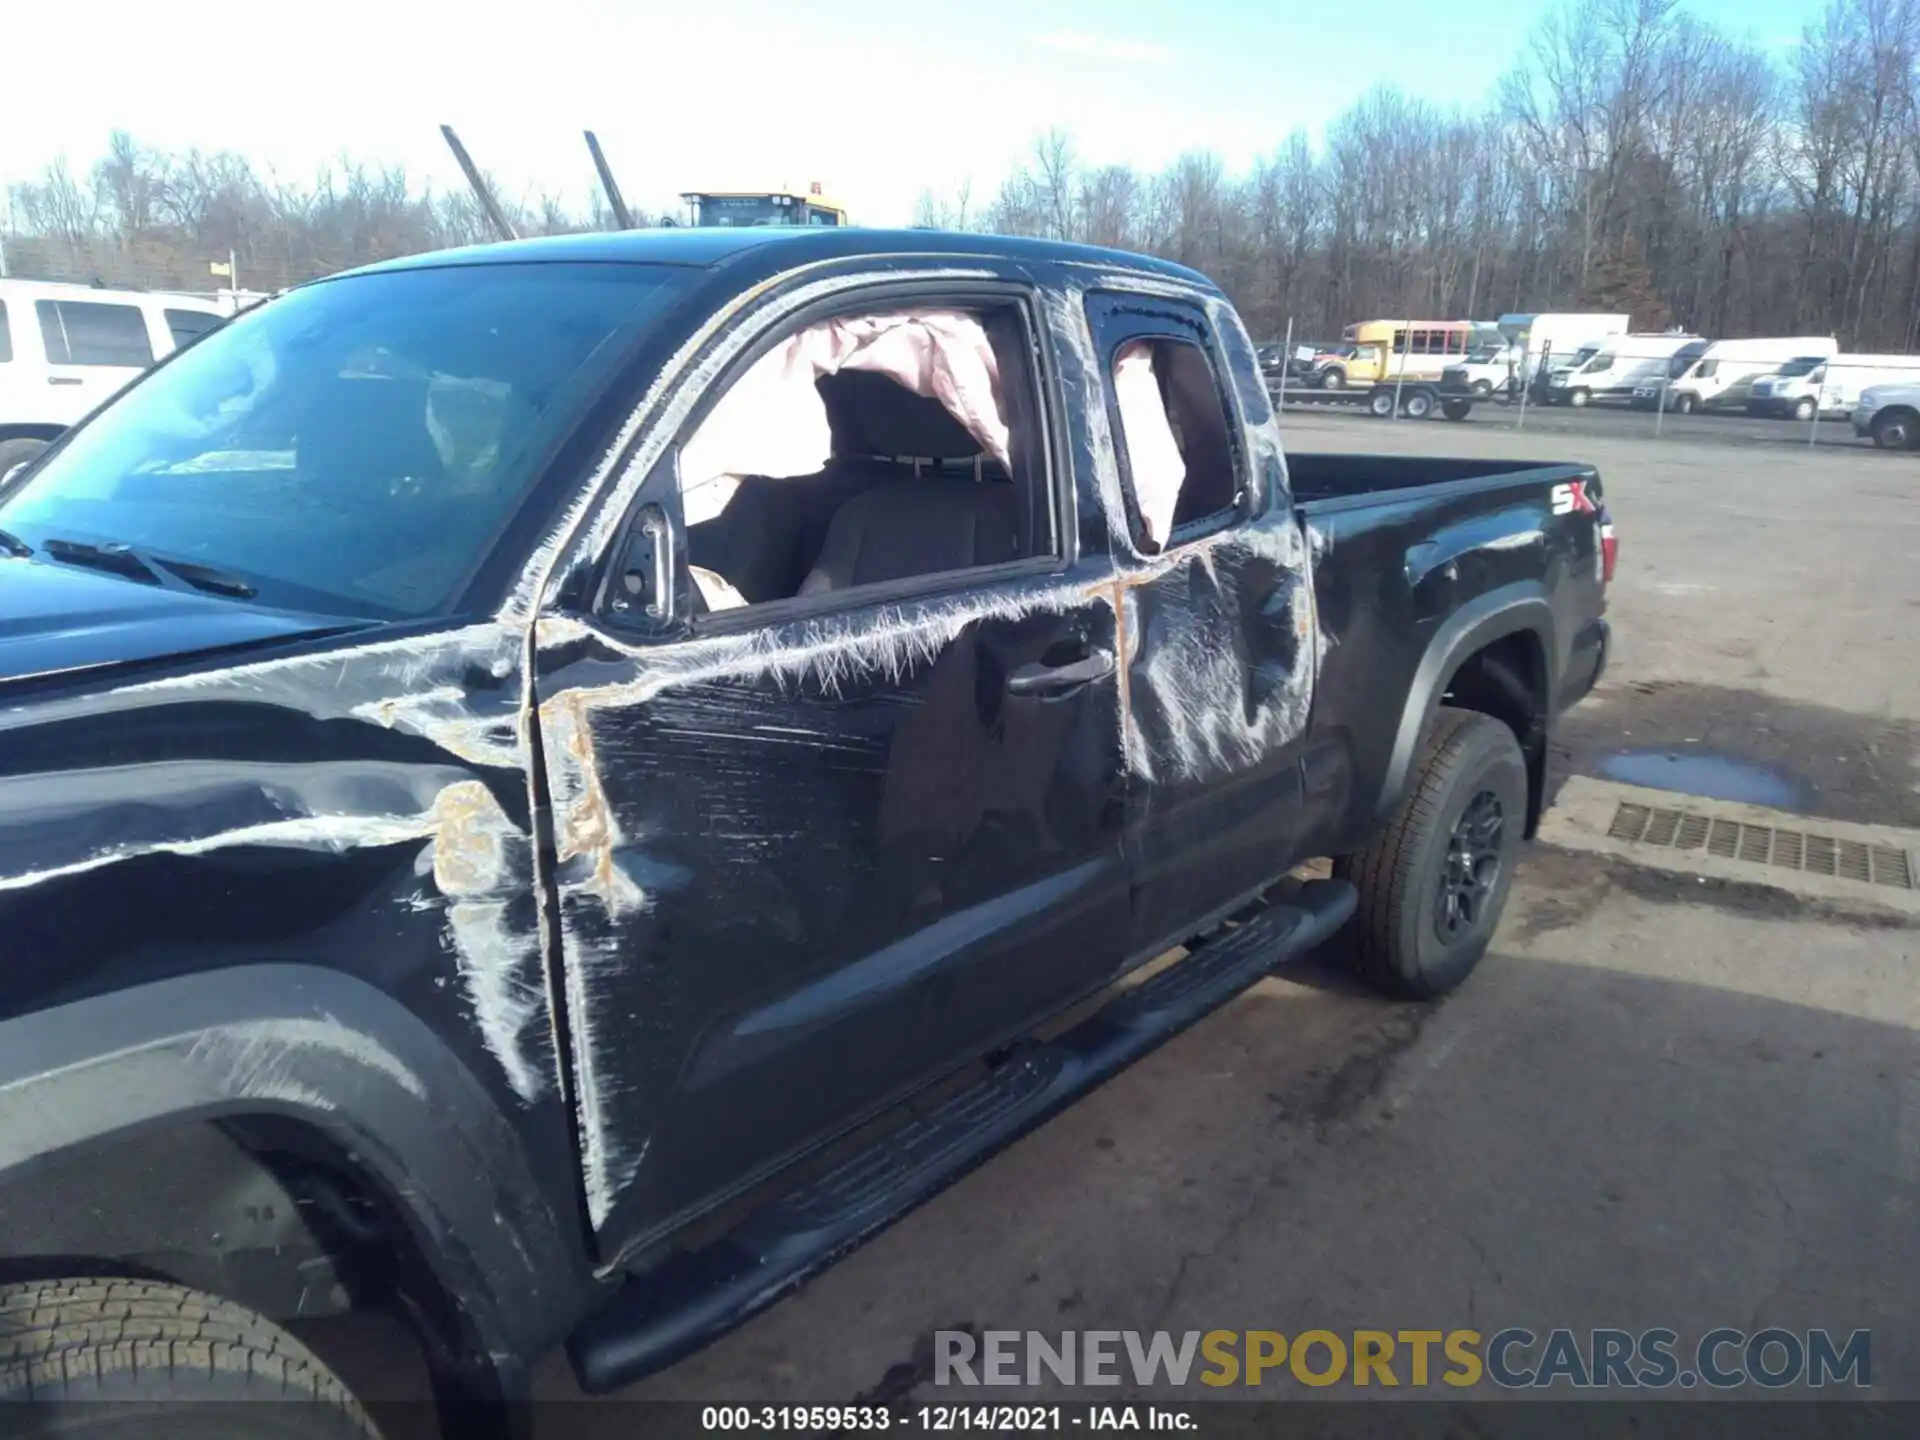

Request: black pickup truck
left=0, top=229, right=1612, bottom=1435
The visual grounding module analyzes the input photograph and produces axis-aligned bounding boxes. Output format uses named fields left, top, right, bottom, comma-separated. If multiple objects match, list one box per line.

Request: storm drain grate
left=1607, top=802, right=1916, bottom=891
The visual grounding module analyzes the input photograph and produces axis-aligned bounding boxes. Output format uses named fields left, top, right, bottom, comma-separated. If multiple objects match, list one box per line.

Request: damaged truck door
left=1086, top=291, right=1319, bottom=955
left=531, top=267, right=1135, bottom=1256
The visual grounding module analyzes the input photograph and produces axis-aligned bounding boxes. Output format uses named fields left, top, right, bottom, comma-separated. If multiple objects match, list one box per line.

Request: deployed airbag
left=678, top=310, right=1011, bottom=525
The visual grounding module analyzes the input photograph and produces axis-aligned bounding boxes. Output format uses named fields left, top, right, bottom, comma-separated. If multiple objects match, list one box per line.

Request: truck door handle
left=47, top=377, right=83, bottom=386
left=1006, top=650, right=1115, bottom=697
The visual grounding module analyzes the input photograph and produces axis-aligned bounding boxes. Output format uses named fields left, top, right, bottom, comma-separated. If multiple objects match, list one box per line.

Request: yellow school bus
left=683, top=185, right=848, bottom=228
left=1328, top=319, right=1475, bottom=386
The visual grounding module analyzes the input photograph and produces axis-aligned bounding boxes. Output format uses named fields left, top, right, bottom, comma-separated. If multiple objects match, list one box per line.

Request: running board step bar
left=568, top=878, right=1357, bottom=1392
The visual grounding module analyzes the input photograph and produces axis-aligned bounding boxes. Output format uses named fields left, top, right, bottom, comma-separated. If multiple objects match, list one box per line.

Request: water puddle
left=1594, top=747, right=1807, bottom=810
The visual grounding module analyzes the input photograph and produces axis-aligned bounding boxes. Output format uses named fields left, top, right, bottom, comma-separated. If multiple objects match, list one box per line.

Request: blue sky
left=1, top=0, right=1818, bottom=228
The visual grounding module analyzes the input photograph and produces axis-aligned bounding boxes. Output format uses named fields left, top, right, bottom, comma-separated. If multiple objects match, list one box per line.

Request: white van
left=0, top=279, right=228, bottom=481
left=1749, top=352, right=1920, bottom=420
left=1545, top=333, right=1705, bottom=407
left=1497, top=312, right=1630, bottom=383
left=1655, top=336, right=1838, bottom=414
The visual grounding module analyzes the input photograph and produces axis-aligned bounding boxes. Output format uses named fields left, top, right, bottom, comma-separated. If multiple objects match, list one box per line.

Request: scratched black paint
left=0, top=228, right=1610, bottom=1401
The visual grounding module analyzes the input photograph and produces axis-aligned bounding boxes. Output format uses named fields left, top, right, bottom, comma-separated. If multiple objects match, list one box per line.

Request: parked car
left=0, top=227, right=1614, bottom=1433
left=1852, top=383, right=1920, bottom=448
left=0, top=278, right=229, bottom=482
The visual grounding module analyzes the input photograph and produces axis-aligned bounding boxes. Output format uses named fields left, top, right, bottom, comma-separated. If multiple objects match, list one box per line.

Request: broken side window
left=651, top=302, right=1055, bottom=619
left=1101, top=323, right=1244, bottom=552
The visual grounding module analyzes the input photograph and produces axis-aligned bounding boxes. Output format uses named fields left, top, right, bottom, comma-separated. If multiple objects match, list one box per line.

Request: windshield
left=0, top=262, right=677, bottom=618
left=1777, top=356, right=1825, bottom=377
left=696, top=195, right=805, bottom=227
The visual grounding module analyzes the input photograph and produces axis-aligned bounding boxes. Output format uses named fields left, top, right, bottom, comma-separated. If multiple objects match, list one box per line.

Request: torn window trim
left=1085, top=290, right=1258, bottom=560
left=581, top=275, right=1081, bottom=638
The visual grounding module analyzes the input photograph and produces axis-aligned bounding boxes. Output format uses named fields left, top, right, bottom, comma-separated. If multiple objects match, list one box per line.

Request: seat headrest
left=817, top=368, right=984, bottom=461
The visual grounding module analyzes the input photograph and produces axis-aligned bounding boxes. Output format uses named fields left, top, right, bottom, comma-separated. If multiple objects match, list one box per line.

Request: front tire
left=1793, top=398, right=1817, bottom=421
left=1470, top=379, right=1493, bottom=399
left=0, top=1278, right=379, bottom=1438
left=1334, top=708, right=1527, bottom=999
left=1568, top=387, right=1591, bottom=408
left=1320, top=368, right=1346, bottom=392
left=1871, top=409, right=1917, bottom=449
left=1674, top=392, right=1697, bottom=415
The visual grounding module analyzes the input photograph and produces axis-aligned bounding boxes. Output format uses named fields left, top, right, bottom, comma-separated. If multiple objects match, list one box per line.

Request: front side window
left=165, top=308, right=224, bottom=348
left=1, top=262, right=680, bottom=617
left=647, top=300, right=1053, bottom=620
left=0, top=301, right=11, bottom=363
left=37, top=300, right=154, bottom=367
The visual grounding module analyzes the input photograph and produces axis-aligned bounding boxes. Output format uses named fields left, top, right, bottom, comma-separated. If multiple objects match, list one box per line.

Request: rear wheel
left=1367, top=388, right=1396, bottom=417
left=1403, top=390, right=1434, bottom=419
left=1871, top=408, right=1918, bottom=449
left=0, top=1278, right=379, bottom=1438
left=1334, top=708, right=1527, bottom=999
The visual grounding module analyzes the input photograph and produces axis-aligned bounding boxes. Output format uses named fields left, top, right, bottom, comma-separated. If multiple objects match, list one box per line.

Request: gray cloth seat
left=798, top=477, right=1020, bottom=595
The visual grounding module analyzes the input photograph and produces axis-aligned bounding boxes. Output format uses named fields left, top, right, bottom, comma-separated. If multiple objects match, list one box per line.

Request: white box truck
left=1749, top=352, right=1920, bottom=420
left=1496, top=312, right=1630, bottom=386
left=1653, top=336, right=1838, bottom=414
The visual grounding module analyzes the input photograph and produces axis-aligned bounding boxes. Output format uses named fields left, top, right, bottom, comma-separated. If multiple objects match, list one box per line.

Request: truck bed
left=1286, top=453, right=1570, bottom=504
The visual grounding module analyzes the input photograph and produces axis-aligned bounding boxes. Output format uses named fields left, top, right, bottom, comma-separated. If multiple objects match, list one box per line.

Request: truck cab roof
left=342, top=227, right=1219, bottom=292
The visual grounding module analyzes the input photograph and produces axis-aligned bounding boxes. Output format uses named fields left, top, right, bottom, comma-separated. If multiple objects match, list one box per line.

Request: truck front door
left=531, top=270, right=1132, bottom=1261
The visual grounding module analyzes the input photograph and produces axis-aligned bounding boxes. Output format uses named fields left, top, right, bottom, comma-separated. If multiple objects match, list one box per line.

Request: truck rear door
left=1079, top=289, right=1320, bottom=959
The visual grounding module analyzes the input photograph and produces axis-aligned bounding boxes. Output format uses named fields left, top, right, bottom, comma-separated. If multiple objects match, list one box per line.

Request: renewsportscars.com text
left=934, top=1328, right=1871, bottom=1390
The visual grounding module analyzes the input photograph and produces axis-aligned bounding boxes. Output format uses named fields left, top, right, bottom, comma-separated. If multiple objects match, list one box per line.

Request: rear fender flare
left=1372, top=583, right=1558, bottom=828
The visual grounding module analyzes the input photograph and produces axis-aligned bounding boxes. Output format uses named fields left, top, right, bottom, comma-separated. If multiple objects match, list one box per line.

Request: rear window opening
left=1108, top=335, right=1242, bottom=551
left=663, top=304, right=1054, bottom=617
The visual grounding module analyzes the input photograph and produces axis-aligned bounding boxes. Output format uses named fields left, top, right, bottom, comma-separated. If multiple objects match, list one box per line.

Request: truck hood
left=0, top=556, right=368, bottom=686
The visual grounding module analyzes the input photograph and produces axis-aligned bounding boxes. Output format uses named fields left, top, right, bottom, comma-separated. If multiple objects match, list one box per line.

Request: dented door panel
left=1072, top=285, right=1319, bottom=958
left=534, top=579, right=1130, bottom=1256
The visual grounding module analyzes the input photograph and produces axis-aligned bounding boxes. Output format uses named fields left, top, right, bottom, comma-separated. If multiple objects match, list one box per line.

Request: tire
left=1334, top=708, right=1527, bottom=999
left=0, top=437, right=50, bottom=487
left=1871, top=408, right=1917, bottom=449
left=1403, top=390, right=1434, bottom=419
left=0, top=1278, right=379, bottom=1438
left=1568, top=387, right=1591, bottom=408
left=1674, top=392, right=1696, bottom=415
left=1367, top=388, right=1396, bottom=417
left=1442, top=399, right=1473, bottom=421
left=1793, top=398, right=1817, bottom=421
left=1320, top=368, right=1346, bottom=392
left=1470, top=379, right=1493, bottom=399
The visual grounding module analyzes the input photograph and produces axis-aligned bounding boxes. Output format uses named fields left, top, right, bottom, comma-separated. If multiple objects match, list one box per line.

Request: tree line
left=7, top=0, right=1919, bottom=351
left=936, top=0, right=1920, bottom=348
